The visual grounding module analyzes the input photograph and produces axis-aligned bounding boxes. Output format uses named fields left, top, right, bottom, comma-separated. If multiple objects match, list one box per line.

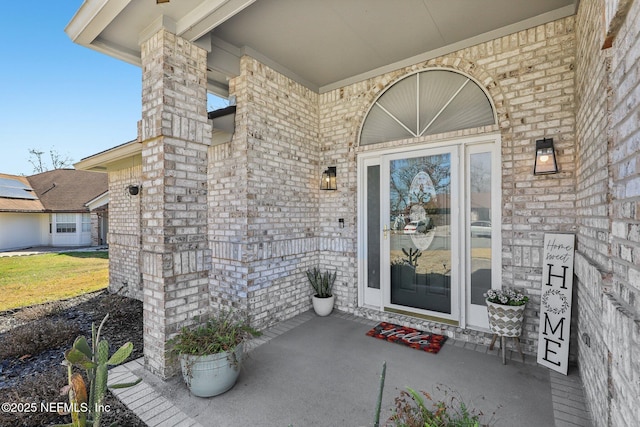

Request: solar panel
left=0, top=186, right=38, bottom=200
left=0, top=177, right=33, bottom=190
left=0, top=177, right=38, bottom=200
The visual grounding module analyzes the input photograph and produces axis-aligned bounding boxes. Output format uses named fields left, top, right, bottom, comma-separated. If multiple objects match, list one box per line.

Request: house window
left=360, top=70, right=495, bottom=146
left=56, top=213, right=77, bottom=233
left=82, top=214, right=91, bottom=232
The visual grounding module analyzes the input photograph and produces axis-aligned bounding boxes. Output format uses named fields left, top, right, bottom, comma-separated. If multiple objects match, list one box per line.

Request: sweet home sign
left=537, top=233, right=575, bottom=375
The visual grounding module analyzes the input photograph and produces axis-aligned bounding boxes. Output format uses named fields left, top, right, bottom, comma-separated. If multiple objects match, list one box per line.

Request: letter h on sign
left=545, top=264, right=568, bottom=289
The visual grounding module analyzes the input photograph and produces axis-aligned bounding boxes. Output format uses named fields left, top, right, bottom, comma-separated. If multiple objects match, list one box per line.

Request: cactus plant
left=57, top=313, right=141, bottom=427
left=402, top=247, right=422, bottom=267
left=373, top=361, right=387, bottom=427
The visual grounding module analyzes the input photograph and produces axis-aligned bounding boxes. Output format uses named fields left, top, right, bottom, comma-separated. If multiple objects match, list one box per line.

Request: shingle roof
left=26, top=169, right=108, bottom=212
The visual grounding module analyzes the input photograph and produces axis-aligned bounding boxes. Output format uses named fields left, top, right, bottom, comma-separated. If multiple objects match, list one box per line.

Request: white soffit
left=74, top=140, right=142, bottom=172
left=212, top=0, right=577, bottom=92
left=66, top=0, right=577, bottom=94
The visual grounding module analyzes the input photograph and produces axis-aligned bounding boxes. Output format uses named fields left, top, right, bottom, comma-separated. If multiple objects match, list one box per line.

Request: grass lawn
left=0, top=251, right=108, bottom=311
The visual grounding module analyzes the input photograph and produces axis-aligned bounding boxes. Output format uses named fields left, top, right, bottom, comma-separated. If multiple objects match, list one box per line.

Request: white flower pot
left=179, top=343, right=243, bottom=397
left=312, top=294, right=335, bottom=316
left=486, top=300, right=526, bottom=337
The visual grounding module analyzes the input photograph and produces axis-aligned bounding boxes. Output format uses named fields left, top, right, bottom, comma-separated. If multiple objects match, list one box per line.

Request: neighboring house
left=68, top=1, right=639, bottom=424
left=0, top=174, right=46, bottom=250
left=0, top=170, right=108, bottom=251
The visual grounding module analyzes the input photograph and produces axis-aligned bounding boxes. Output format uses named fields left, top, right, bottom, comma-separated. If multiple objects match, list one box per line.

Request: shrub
left=169, top=310, right=259, bottom=357
left=0, top=319, right=81, bottom=359
left=387, top=385, right=493, bottom=427
left=14, top=301, right=64, bottom=321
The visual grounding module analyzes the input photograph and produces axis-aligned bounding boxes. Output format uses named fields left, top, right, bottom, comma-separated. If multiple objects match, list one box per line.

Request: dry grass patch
left=13, top=300, right=65, bottom=321
left=0, top=318, right=82, bottom=360
left=0, top=251, right=108, bottom=311
left=390, top=248, right=491, bottom=274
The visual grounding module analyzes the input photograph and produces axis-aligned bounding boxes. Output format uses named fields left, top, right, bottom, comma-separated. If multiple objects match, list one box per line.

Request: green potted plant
left=168, top=310, right=259, bottom=397
left=306, top=267, right=337, bottom=316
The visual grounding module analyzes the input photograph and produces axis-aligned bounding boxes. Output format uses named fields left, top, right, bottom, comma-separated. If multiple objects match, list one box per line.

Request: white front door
left=359, top=135, right=500, bottom=329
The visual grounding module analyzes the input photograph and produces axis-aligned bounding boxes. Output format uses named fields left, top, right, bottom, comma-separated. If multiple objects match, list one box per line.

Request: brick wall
left=90, top=212, right=99, bottom=246
left=115, top=17, right=580, bottom=379
left=575, top=0, right=640, bottom=425
left=209, top=17, right=577, bottom=352
left=210, top=57, right=320, bottom=329
left=108, top=166, right=142, bottom=300
left=575, top=3, right=613, bottom=270
left=100, top=8, right=638, bottom=419
left=318, top=17, right=576, bottom=353
left=574, top=2, right=611, bottom=425
left=140, top=29, right=212, bottom=378
left=318, top=88, right=361, bottom=312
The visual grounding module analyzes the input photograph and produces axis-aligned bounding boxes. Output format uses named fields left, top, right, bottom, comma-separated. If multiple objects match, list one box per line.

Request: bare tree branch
left=28, top=149, right=46, bottom=174
left=28, top=148, right=74, bottom=173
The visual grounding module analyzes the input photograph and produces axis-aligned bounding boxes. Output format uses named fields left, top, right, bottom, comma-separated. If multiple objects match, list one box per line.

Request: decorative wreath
left=542, top=288, right=570, bottom=315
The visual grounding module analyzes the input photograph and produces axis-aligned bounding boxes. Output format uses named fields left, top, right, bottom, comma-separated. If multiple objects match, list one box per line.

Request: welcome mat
left=366, top=322, right=447, bottom=354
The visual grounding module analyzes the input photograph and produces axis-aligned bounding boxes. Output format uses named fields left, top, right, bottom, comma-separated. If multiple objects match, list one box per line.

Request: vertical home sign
left=537, top=233, right=575, bottom=375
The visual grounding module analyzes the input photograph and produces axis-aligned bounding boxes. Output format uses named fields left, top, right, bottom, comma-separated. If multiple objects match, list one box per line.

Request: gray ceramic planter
left=179, top=343, right=244, bottom=397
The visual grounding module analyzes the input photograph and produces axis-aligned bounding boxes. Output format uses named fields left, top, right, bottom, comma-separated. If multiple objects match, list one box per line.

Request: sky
left=0, top=1, right=227, bottom=177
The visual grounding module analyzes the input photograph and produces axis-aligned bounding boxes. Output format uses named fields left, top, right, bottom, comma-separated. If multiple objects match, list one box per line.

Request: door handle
left=383, top=224, right=389, bottom=240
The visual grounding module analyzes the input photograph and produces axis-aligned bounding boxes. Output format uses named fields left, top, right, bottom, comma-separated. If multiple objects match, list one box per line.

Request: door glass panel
left=367, top=165, right=380, bottom=289
left=469, top=152, right=492, bottom=305
left=389, top=153, right=451, bottom=314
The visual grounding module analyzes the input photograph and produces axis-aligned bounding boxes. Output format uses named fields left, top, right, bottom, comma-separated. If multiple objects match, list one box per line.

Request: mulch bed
left=0, top=290, right=146, bottom=426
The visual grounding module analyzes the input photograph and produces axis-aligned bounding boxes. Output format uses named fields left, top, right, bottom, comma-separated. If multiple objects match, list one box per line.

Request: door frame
left=357, top=133, right=502, bottom=330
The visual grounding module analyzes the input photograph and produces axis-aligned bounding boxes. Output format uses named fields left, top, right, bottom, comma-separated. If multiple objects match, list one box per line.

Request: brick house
left=68, top=1, right=639, bottom=424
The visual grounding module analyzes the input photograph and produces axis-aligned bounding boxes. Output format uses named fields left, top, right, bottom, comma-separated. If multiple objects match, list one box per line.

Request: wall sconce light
left=533, top=138, right=559, bottom=175
left=321, top=167, right=337, bottom=190
left=127, top=185, right=140, bottom=196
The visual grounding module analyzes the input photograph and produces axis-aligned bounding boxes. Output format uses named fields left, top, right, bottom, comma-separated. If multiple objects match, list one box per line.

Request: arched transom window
left=360, top=70, right=495, bottom=146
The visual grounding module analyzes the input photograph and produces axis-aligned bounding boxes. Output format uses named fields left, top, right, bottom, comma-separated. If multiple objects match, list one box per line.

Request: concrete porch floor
left=109, top=311, right=593, bottom=427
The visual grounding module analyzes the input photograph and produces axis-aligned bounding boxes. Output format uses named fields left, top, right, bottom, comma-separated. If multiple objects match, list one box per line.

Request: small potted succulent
left=306, top=267, right=337, bottom=316
left=484, top=288, right=529, bottom=337
left=168, top=310, right=259, bottom=397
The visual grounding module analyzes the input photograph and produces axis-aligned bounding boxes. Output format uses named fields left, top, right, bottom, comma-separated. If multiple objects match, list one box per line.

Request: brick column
left=140, top=29, right=211, bottom=378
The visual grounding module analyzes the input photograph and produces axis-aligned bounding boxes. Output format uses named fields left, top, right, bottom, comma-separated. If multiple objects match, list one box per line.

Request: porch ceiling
left=67, top=0, right=577, bottom=95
